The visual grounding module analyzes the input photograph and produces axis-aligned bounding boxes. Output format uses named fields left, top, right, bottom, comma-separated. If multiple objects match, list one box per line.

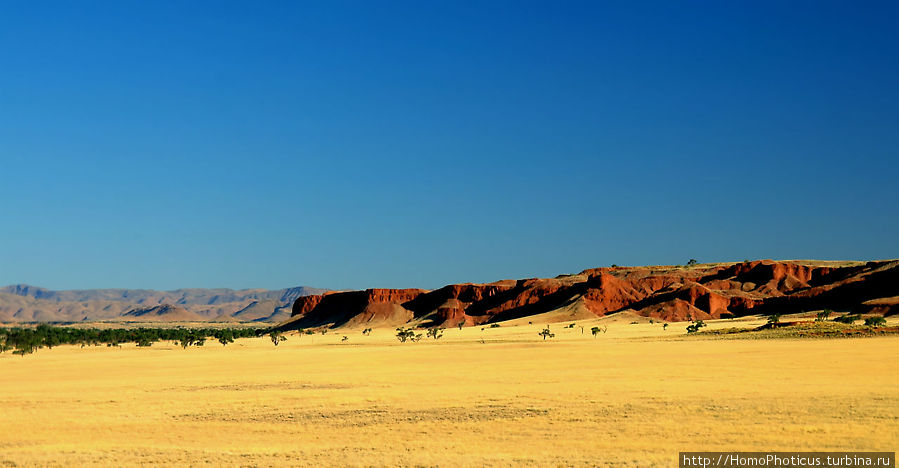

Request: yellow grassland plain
left=1, top=316, right=897, bottom=466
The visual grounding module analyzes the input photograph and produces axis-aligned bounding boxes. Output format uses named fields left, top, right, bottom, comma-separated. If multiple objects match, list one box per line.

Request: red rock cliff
left=284, top=260, right=899, bottom=329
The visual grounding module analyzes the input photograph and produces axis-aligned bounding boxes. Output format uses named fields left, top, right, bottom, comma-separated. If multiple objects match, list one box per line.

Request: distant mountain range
left=0, top=285, right=328, bottom=323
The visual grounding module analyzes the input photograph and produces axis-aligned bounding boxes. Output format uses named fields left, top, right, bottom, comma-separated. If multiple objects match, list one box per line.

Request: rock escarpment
left=287, top=260, right=899, bottom=329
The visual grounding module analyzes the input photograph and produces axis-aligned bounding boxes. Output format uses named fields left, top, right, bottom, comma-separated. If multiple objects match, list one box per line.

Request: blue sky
left=1, top=1, right=897, bottom=291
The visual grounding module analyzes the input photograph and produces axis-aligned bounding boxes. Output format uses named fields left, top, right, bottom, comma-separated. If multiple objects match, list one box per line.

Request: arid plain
left=2, top=316, right=897, bottom=467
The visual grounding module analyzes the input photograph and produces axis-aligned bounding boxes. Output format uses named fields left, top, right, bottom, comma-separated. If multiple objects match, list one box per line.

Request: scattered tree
left=663, top=323, right=669, bottom=330
left=815, top=310, right=832, bottom=322
left=215, top=329, right=235, bottom=346
left=538, top=327, right=555, bottom=340
left=834, top=314, right=861, bottom=324
left=136, top=337, right=154, bottom=347
left=767, top=314, right=782, bottom=325
left=426, top=327, right=444, bottom=340
left=686, top=320, right=706, bottom=333
left=864, top=316, right=887, bottom=327
left=270, top=331, right=287, bottom=346
left=686, top=259, right=698, bottom=266
left=395, top=327, right=416, bottom=343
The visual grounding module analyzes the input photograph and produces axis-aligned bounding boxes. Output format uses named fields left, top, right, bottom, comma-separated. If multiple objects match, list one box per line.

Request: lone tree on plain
left=590, top=326, right=600, bottom=338
left=663, top=323, right=669, bottom=330
left=538, top=327, right=555, bottom=340
left=687, top=259, right=698, bottom=266
left=767, top=314, right=782, bottom=325
left=270, top=331, right=287, bottom=346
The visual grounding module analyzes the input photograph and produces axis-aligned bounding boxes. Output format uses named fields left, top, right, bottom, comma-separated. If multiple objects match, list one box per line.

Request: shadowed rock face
left=288, top=260, right=899, bottom=329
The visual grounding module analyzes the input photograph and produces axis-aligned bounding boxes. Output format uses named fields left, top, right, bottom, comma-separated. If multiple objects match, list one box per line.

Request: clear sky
left=1, top=1, right=897, bottom=291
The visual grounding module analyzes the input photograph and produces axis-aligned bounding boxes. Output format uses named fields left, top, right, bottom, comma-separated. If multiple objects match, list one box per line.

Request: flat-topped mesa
left=284, top=260, right=899, bottom=330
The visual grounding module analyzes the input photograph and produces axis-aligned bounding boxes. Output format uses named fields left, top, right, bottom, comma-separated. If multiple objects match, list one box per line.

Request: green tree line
left=0, top=325, right=268, bottom=356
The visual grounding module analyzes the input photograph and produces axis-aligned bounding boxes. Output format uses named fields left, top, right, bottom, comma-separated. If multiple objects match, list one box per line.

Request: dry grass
left=1, top=317, right=897, bottom=467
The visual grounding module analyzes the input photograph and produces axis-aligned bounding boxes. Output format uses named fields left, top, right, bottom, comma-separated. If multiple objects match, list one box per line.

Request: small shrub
left=489, top=323, right=500, bottom=328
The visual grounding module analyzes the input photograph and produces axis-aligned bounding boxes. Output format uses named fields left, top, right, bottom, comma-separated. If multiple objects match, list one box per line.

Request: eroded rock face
left=287, top=260, right=899, bottom=329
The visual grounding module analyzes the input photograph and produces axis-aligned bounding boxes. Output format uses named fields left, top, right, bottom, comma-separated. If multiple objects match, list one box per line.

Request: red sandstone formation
left=285, top=260, right=899, bottom=329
